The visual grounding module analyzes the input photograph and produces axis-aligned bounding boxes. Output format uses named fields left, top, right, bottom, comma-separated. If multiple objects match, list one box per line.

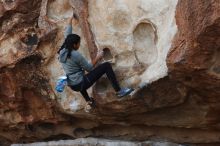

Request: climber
left=57, top=11, right=133, bottom=111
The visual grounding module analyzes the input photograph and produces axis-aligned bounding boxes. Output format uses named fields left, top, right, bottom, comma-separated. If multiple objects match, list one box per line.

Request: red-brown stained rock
left=167, top=0, right=220, bottom=98
left=167, top=0, right=220, bottom=132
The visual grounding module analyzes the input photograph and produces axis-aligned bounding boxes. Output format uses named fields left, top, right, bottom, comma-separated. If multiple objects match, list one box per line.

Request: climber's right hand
left=72, top=16, right=79, bottom=25
left=96, top=50, right=104, bottom=60
left=71, top=8, right=79, bottom=25
left=92, top=50, right=104, bottom=65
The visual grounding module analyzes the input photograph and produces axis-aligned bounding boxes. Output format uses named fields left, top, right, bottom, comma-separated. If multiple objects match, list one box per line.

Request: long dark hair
left=57, top=34, right=81, bottom=58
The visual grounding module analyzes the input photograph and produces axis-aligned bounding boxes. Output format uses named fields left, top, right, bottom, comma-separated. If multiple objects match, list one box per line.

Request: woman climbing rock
left=57, top=11, right=133, bottom=112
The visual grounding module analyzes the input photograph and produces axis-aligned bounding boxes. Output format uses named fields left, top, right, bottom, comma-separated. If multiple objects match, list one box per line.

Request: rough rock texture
left=0, top=0, right=220, bottom=145
left=168, top=0, right=220, bottom=128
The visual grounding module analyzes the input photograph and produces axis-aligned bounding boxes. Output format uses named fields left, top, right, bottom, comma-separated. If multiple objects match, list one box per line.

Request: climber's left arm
left=64, top=12, right=79, bottom=39
left=64, top=18, right=73, bottom=39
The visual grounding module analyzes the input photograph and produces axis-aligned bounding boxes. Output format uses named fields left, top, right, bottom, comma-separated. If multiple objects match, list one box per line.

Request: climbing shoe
left=84, top=101, right=92, bottom=113
left=89, top=97, right=96, bottom=107
left=84, top=98, right=95, bottom=113
left=117, top=88, right=134, bottom=98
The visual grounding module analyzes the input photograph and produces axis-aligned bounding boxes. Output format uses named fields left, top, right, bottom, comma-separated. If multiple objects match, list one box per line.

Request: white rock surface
left=88, top=0, right=178, bottom=85
left=12, top=138, right=183, bottom=146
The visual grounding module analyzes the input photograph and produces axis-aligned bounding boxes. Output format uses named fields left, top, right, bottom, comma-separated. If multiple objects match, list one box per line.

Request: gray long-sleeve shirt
left=59, top=25, right=93, bottom=86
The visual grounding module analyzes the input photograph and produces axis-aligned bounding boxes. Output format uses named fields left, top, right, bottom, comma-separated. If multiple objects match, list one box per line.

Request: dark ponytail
left=57, top=34, right=81, bottom=58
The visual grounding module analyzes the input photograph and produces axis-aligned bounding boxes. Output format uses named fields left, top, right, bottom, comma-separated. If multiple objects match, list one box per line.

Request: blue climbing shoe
left=117, top=88, right=134, bottom=98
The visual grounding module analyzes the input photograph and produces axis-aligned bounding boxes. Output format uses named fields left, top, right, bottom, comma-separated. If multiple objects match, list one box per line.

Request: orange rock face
left=0, top=0, right=220, bottom=145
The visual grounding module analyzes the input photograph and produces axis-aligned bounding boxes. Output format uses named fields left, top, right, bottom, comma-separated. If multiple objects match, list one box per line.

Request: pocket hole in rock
left=133, top=22, right=158, bottom=66
left=22, top=34, right=38, bottom=46
left=102, top=48, right=113, bottom=62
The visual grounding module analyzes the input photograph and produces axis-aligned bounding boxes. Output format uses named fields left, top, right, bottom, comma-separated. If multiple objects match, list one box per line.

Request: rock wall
left=0, top=0, right=220, bottom=145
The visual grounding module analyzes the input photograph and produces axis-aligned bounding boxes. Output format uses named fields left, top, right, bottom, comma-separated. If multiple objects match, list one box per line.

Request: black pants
left=69, top=62, right=121, bottom=101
